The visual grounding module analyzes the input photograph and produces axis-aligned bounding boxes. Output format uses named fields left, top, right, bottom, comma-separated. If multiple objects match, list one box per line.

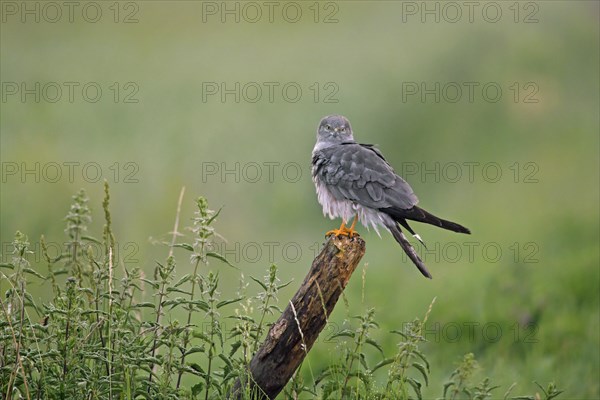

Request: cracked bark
left=229, top=235, right=366, bottom=399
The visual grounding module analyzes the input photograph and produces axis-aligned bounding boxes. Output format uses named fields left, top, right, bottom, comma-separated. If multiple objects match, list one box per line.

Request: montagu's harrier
left=311, top=115, right=470, bottom=278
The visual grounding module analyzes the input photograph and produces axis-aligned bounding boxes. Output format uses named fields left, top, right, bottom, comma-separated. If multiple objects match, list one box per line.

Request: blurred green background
left=1, top=1, right=598, bottom=398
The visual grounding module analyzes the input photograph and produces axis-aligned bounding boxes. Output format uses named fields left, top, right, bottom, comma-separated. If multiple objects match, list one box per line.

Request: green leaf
left=141, top=278, right=159, bottom=289
left=132, top=302, right=156, bottom=309
left=82, top=310, right=110, bottom=316
left=548, top=390, right=565, bottom=400
left=166, top=287, right=192, bottom=295
left=390, top=329, right=408, bottom=339
left=172, top=243, right=194, bottom=252
left=330, top=329, right=355, bottom=339
left=23, top=267, right=46, bottom=279
left=191, top=382, right=204, bottom=395
left=442, top=381, right=454, bottom=399
left=218, top=353, right=233, bottom=369
left=193, top=330, right=212, bottom=342
left=217, top=297, right=243, bottom=309
left=372, top=358, right=394, bottom=372
left=173, top=273, right=192, bottom=287
left=503, top=383, right=518, bottom=399
left=229, top=341, right=242, bottom=357
left=250, top=276, right=268, bottom=291
left=413, top=349, right=430, bottom=371
left=190, top=363, right=205, bottom=374
left=189, top=300, right=209, bottom=311
left=206, top=251, right=238, bottom=269
left=406, top=377, right=423, bottom=400
left=52, top=268, right=69, bottom=276
left=268, top=304, right=283, bottom=313
left=163, top=298, right=186, bottom=310
left=228, top=315, right=255, bottom=323
left=184, top=346, right=205, bottom=356
left=81, top=235, right=101, bottom=244
left=365, top=338, right=384, bottom=355
left=358, top=352, right=369, bottom=370
left=207, top=207, right=222, bottom=225
left=412, top=362, right=429, bottom=386
left=277, top=280, right=293, bottom=290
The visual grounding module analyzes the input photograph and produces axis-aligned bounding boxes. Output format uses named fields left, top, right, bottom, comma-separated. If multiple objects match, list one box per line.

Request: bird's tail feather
left=386, top=221, right=432, bottom=279
left=385, top=206, right=471, bottom=234
left=398, top=219, right=427, bottom=248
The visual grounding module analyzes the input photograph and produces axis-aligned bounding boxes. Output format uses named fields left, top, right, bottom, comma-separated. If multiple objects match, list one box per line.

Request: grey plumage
left=311, top=115, right=470, bottom=279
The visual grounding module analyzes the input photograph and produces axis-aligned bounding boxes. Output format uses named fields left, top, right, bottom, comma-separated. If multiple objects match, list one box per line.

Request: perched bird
left=311, top=115, right=470, bottom=278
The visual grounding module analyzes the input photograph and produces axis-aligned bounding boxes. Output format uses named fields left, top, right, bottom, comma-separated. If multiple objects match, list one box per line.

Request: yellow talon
left=326, top=228, right=349, bottom=237
left=326, top=216, right=360, bottom=238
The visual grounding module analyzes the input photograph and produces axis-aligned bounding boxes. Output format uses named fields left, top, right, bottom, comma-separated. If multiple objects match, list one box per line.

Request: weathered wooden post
left=230, top=235, right=366, bottom=399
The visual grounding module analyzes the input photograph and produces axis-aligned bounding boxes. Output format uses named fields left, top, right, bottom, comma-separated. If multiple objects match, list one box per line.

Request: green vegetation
left=1, top=2, right=598, bottom=399
left=1, top=186, right=564, bottom=399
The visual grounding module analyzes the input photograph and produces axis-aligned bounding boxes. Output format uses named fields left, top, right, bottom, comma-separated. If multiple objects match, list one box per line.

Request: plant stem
left=147, top=260, right=170, bottom=393
left=176, top=257, right=202, bottom=389
left=205, top=288, right=216, bottom=400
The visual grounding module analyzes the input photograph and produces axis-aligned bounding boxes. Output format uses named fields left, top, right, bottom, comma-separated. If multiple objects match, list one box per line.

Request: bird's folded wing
left=312, top=143, right=418, bottom=209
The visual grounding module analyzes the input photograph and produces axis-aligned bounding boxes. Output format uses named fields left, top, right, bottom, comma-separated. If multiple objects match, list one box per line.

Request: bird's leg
left=326, top=220, right=347, bottom=237
left=326, top=216, right=360, bottom=237
left=346, top=215, right=359, bottom=237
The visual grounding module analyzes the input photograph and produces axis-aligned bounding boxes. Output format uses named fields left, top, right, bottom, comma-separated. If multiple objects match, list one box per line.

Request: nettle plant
left=1, top=183, right=562, bottom=400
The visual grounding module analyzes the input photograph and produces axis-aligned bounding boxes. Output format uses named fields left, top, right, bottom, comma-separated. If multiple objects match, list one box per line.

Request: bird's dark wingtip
left=386, top=221, right=433, bottom=279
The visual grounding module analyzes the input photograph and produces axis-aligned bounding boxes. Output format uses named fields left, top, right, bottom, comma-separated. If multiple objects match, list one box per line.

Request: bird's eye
left=340, top=127, right=346, bottom=133
left=324, top=124, right=332, bottom=131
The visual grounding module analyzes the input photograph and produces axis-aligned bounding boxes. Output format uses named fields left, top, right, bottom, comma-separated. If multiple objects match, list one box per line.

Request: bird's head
left=316, top=115, right=355, bottom=145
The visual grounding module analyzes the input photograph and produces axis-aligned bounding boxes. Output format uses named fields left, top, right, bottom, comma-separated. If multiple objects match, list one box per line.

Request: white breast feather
left=312, top=175, right=389, bottom=237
